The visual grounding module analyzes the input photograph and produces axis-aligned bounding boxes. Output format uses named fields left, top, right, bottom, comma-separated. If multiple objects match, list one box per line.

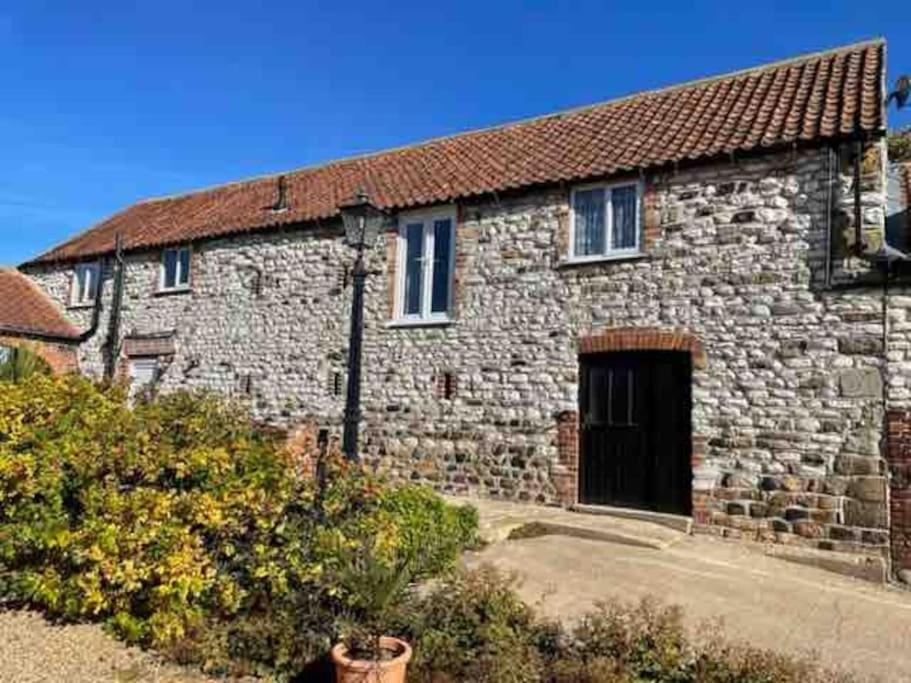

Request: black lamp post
left=338, top=190, right=385, bottom=461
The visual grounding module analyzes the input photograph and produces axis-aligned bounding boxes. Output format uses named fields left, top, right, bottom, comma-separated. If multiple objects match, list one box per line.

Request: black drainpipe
left=103, top=234, right=126, bottom=380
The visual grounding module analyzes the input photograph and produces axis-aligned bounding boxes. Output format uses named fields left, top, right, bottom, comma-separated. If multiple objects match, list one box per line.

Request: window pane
left=430, top=219, right=452, bottom=314
left=178, top=248, right=191, bottom=286
left=404, top=223, right=424, bottom=315
left=588, top=366, right=608, bottom=425
left=573, top=188, right=605, bottom=256
left=76, top=265, right=96, bottom=303
left=86, top=266, right=97, bottom=300
left=163, top=250, right=178, bottom=289
left=76, top=267, right=87, bottom=301
left=610, top=368, right=635, bottom=426
left=611, top=185, right=638, bottom=250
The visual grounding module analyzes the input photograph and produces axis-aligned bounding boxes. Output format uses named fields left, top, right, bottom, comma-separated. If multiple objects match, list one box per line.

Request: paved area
left=0, top=609, right=225, bottom=683
left=457, top=496, right=911, bottom=683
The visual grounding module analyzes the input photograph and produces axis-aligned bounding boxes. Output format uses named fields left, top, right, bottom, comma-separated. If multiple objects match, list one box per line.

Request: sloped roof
left=0, top=269, right=79, bottom=339
left=28, top=39, right=886, bottom=265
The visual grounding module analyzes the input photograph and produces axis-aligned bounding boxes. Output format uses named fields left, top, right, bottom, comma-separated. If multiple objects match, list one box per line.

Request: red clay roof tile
left=0, top=269, right=79, bottom=339
left=28, top=39, right=886, bottom=265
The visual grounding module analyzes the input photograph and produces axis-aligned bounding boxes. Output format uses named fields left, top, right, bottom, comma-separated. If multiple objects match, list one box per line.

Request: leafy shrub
left=0, top=374, right=478, bottom=678
left=0, top=344, right=50, bottom=382
left=402, top=566, right=554, bottom=683
left=889, top=128, right=911, bottom=162
left=0, top=374, right=854, bottom=682
left=401, top=566, right=855, bottom=683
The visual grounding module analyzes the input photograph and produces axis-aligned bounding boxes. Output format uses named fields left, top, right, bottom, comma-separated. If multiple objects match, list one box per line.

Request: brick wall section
left=452, top=205, right=477, bottom=320
left=579, top=327, right=707, bottom=370
left=642, top=179, right=660, bottom=250
left=887, top=410, right=911, bottom=575
left=0, top=335, right=78, bottom=374
left=385, top=230, right=397, bottom=319
left=553, top=410, right=579, bottom=506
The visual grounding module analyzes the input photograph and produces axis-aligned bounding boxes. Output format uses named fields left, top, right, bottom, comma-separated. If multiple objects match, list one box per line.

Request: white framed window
left=395, top=207, right=456, bottom=322
left=71, top=262, right=100, bottom=306
left=160, top=246, right=191, bottom=292
left=569, top=181, right=642, bottom=261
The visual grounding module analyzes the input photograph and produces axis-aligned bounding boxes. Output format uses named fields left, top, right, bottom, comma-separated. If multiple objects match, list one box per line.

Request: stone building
left=7, top=39, right=911, bottom=581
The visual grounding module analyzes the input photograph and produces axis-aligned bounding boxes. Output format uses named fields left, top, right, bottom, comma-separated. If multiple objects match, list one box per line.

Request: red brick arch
left=579, top=327, right=707, bottom=370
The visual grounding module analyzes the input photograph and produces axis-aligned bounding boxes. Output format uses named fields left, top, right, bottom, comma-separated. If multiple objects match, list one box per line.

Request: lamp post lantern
left=338, top=190, right=385, bottom=461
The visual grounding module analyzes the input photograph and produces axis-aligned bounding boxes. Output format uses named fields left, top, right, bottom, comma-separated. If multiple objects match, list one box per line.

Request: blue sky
left=1, top=1, right=909, bottom=265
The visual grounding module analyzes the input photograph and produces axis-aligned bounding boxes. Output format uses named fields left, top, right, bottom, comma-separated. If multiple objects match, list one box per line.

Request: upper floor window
left=71, top=262, right=100, bottom=306
left=395, top=208, right=455, bottom=322
left=160, top=246, right=191, bottom=292
left=569, top=182, right=642, bottom=261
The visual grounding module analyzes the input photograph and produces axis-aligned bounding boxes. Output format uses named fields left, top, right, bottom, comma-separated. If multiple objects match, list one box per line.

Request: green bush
left=889, top=128, right=911, bottom=162
left=403, top=565, right=552, bottom=683
left=0, top=374, right=478, bottom=678
left=0, top=345, right=50, bottom=382
left=401, top=567, right=855, bottom=683
left=0, top=374, right=854, bottom=682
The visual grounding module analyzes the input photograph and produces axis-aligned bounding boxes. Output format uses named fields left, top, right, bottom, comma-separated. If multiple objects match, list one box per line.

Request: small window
left=586, top=366, right=636, bottom=427
left=570, top=182, right=641, bottom=261
left=160, top=246, right=191, bottom=291
left=71, top=262, right=100, bottom=305
left=128, top=357, right=159, bottom=398
left=395, top=209, right=455, bottom=321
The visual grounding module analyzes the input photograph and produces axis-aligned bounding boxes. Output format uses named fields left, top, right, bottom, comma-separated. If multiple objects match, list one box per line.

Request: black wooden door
left=579, top=351, right=692, bottom=515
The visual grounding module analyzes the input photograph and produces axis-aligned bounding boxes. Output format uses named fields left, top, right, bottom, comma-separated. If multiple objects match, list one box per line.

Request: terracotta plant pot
left=331, top=636, right=412, bottom=683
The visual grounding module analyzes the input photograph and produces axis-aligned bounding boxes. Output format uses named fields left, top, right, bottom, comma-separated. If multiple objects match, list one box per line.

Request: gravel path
left=0, top=609, right=226, bottom=683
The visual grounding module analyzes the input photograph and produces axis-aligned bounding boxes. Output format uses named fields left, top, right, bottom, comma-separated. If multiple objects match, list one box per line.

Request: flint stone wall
left=24, top=143, right=894, bottom=560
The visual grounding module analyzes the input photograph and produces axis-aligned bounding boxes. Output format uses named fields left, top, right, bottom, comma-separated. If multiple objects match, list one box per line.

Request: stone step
left=444, top=495, right=685, bottom=551
left=570, top=503, right=693, bottom=534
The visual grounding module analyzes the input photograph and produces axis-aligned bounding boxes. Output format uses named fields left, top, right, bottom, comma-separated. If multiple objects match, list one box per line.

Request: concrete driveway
left=456, top=498, right=911, bottom=683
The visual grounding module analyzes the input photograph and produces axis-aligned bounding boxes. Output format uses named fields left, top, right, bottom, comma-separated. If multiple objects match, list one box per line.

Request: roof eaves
left=82, top=38, right=889, bottom=210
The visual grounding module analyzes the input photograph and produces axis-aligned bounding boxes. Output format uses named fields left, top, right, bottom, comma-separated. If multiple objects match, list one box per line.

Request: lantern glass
left=340, top=191, right=384, bottom=249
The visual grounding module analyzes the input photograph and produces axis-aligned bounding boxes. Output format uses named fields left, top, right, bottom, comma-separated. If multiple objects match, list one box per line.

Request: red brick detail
left=434, top=371, right=458, bottom=400
left=691, top=434, right=708, bottom=469
left=555, top=204, right=571, bottom=259
left=579, top=327, right=707, bottom=370
left=642, top=179, right=660, bottom=250
left=554, top=410, right=579, bottom=506
left=0, top=335, right=78, bottom=374
left=452, top=206, right=476, bottom=320
left=886, top=410, right=911, bottom=574
left=385, top=230, right=398, bottom=319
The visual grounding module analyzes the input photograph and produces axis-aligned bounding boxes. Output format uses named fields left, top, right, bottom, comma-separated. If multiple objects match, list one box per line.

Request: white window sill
left=558, top=252, right=648, bottom=268
left=386, top=318, right=454, bottom=329
left=68, top=301, right=96, bottom=310
left=154, top=286, right=192, bottom=297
